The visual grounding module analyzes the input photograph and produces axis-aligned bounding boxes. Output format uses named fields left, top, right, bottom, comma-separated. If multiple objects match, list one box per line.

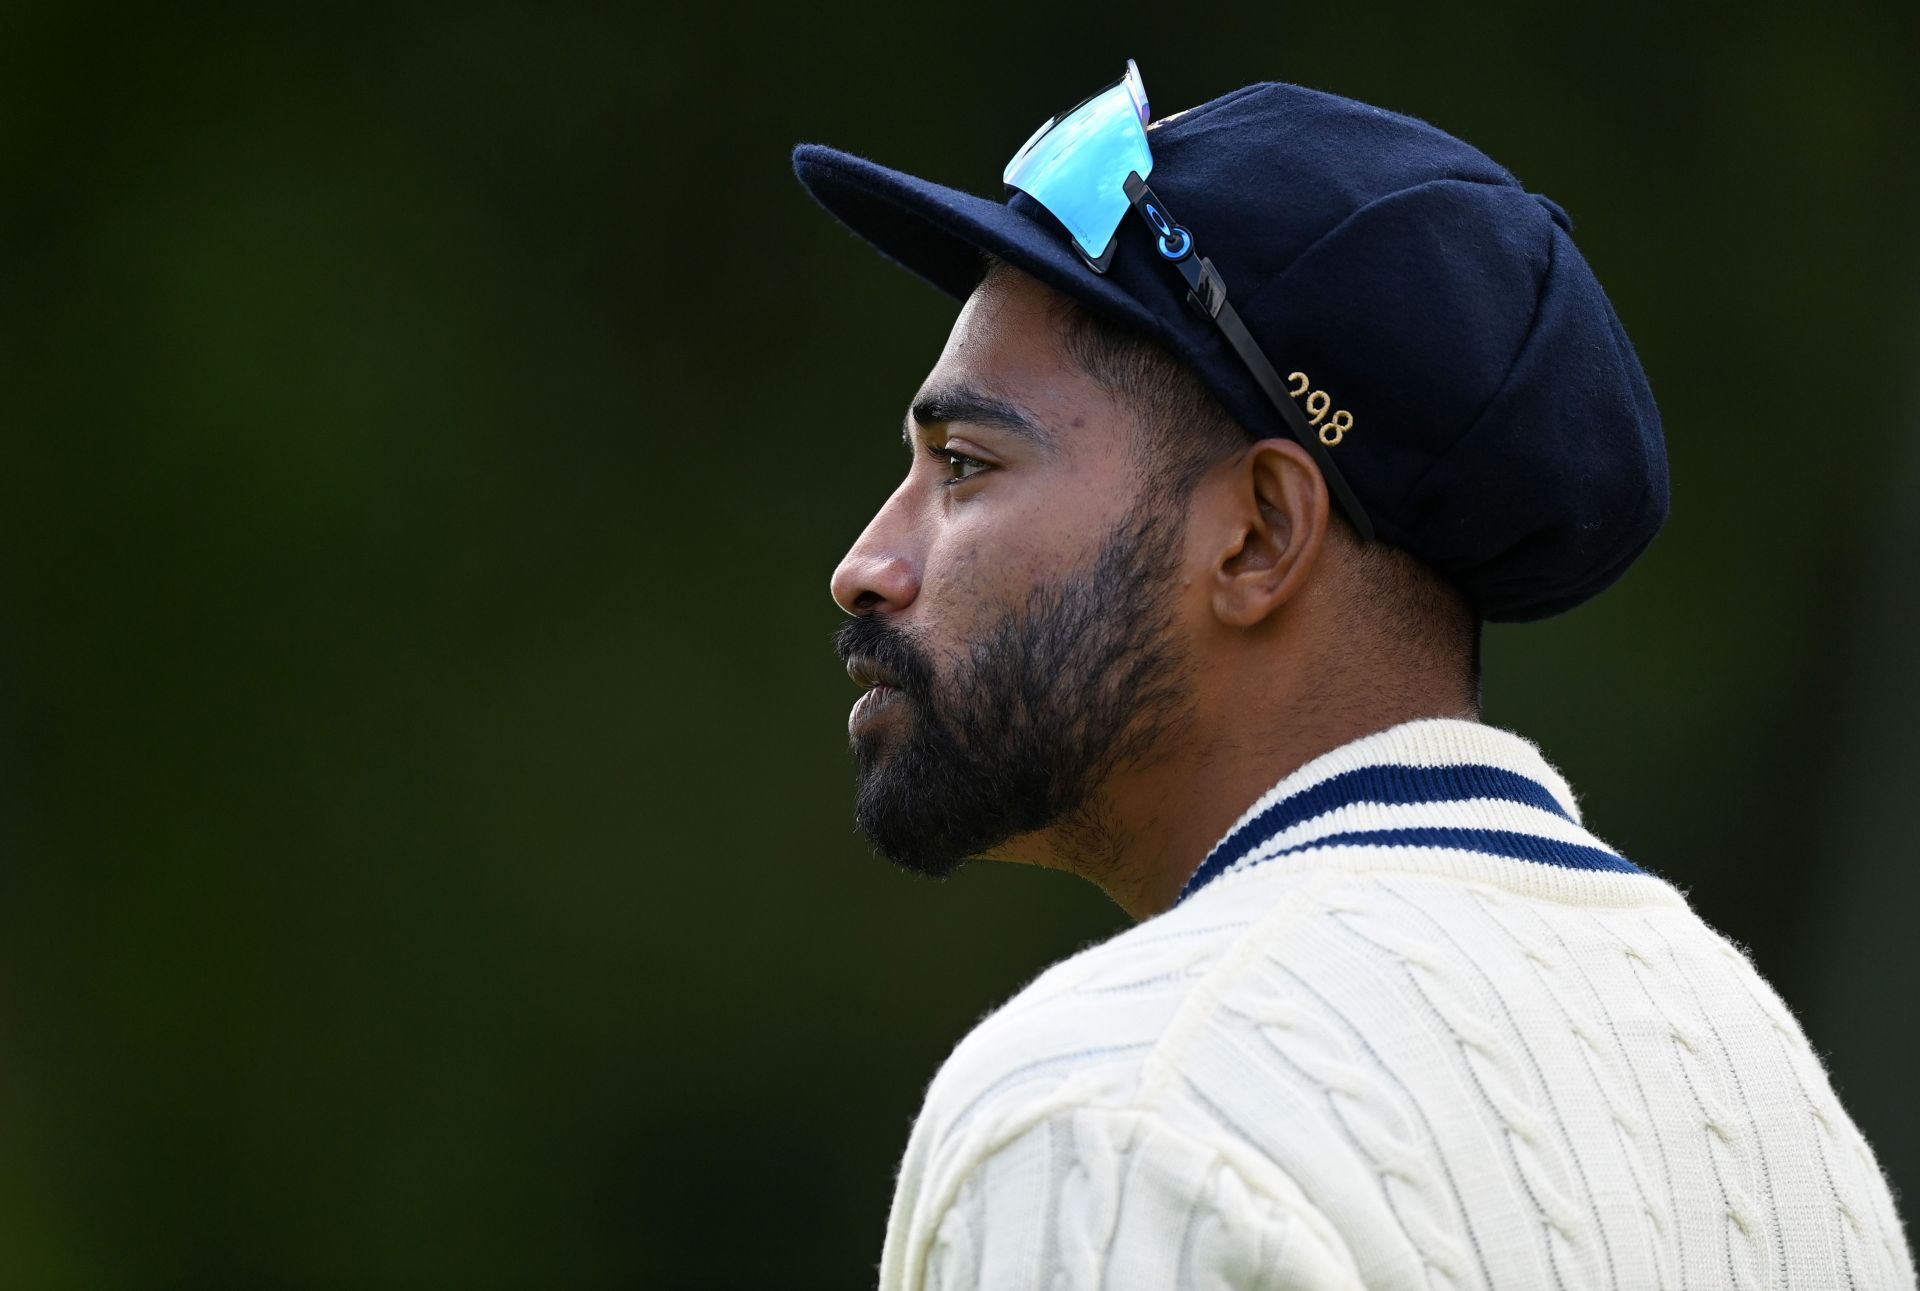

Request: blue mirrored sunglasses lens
left=1003, top=80, right=1153, bottom=264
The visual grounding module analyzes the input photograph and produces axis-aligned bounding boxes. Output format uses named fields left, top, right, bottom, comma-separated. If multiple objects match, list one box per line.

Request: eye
left=927, top=443, right=990, bottom=485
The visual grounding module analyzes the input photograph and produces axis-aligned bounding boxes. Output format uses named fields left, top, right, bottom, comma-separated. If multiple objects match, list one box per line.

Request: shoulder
left=880, top=868, right=1407, bottom=1291
left=897, top=864, right=1367, bottom=1203
left=912, top=887, right=1264, bottom=1139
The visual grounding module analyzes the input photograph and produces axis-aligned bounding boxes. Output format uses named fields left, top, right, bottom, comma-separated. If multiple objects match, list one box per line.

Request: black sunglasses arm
left=1121, top=174, right=1376, bottom=543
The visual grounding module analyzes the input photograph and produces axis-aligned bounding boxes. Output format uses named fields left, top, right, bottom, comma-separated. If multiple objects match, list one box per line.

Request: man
left=794, top=65, right=1913, bottom=1289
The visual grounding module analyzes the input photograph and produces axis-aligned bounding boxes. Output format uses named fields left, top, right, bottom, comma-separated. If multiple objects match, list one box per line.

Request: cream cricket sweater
left=878, top=720, right=1913, bottom=1290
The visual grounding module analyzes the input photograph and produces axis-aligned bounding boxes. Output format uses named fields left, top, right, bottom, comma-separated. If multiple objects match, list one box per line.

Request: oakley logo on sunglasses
left=1142, top=201, right=1193, bottom=261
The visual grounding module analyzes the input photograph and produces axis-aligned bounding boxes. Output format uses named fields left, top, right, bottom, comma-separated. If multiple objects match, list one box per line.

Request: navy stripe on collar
left=1272, top=827, right=1638, bottom=874
left=1179, top=761, right=1628, bottom=903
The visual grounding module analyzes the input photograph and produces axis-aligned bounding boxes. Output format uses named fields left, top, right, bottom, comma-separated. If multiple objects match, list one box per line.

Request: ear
left=1206, top=438, right=1331, bottom=628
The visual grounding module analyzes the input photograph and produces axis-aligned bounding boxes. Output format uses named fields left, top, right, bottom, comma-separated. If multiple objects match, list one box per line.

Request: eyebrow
left=902, top=384, right=1055, bottom=451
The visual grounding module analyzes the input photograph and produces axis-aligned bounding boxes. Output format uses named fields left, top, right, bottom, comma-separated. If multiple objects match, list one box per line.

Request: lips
left=846, top=655, right=907, bottom=736
left=845, top=655, right=903, bottom=693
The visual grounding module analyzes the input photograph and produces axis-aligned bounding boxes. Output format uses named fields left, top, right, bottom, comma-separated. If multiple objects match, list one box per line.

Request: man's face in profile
left=831, top=269, right=1198, bottom=878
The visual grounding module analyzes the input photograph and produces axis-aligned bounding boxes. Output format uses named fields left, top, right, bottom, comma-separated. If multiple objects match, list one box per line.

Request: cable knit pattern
left=877, top=720, right=1915, bottom=1290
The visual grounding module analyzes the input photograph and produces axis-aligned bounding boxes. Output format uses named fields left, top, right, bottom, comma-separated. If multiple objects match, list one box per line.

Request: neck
left=1009, top=681, right=1480, bottom=921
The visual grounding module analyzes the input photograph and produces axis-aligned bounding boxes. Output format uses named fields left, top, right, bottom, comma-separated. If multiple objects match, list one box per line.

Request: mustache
left=833, top=614, right=936, bottom=701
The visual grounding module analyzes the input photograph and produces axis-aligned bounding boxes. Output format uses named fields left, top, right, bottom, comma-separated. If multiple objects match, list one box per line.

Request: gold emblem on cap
left=1287, top=372, right=1354, bottom=447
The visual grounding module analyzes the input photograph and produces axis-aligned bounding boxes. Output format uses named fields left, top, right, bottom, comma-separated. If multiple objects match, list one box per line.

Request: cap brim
left=791, top=143, right=1158, bottom=334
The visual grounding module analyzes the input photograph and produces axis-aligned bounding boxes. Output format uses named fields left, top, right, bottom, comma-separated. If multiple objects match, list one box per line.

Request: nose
left=831, top=483, right=921, bottom=617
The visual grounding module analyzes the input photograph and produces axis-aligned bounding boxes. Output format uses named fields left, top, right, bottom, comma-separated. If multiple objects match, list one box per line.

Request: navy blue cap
left=793, top=80, right=1668, bottom=622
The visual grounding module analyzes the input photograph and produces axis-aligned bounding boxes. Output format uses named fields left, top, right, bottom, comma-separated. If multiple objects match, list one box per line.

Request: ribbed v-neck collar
left=1177, top=719, right=1642, bottom=905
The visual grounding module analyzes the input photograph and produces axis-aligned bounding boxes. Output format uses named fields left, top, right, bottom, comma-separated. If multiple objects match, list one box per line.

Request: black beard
left=833, top=503, right=1193, bottom=879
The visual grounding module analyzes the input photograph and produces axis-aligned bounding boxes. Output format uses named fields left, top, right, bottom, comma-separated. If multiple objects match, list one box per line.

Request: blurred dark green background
left=2, top=1, right=1915, bottom=1285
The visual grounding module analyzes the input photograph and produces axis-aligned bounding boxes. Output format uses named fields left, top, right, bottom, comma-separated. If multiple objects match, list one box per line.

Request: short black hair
left=1007, top=260, right=1483, bottom=701
left=1040, top=283, right=1246, bottom=503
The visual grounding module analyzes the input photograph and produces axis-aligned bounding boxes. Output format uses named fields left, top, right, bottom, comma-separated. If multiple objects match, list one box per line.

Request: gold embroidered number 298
left=1285, top=371, right=1354, bottom=447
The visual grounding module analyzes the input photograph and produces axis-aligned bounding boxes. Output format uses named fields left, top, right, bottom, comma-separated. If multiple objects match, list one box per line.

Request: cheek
left=914, top=459, right=1139, bottom=639
left=914, top=528, right=995, bottom=647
